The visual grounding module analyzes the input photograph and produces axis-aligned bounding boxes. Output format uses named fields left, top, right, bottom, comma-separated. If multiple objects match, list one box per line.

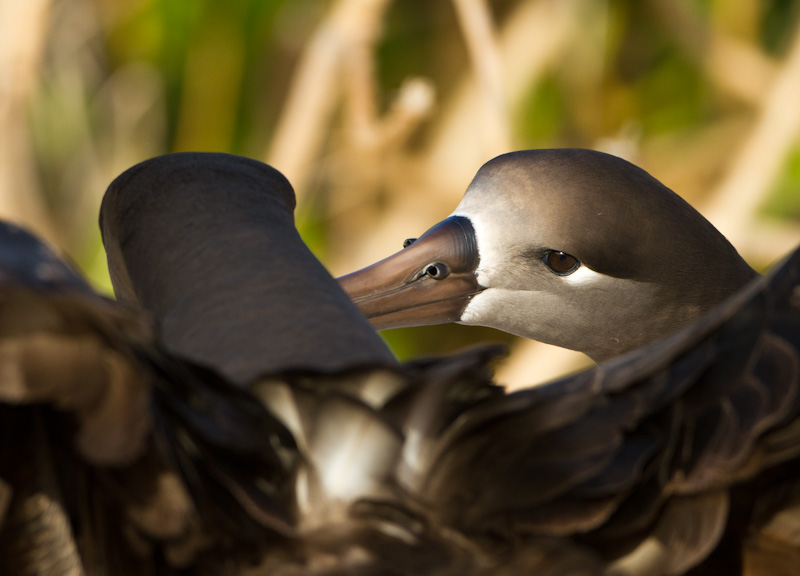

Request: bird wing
left=4, top=215, right=800, bottom=576
left=399, top=246, right=800, bottom=575
left=219, top=247, right=800, bottom=575
left=0, top=223, right=299, bottom=575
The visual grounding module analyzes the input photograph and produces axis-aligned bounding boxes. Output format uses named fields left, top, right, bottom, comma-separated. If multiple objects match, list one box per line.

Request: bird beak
left=338, top=216, right=483, bottom=330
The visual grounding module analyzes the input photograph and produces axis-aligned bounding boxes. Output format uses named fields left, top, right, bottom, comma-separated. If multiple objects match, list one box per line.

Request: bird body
left=0, top=152, right=799, bottom=575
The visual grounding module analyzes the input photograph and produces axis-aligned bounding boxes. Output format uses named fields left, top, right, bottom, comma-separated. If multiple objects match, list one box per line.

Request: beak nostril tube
left=424, top=263, right=448, bottom=279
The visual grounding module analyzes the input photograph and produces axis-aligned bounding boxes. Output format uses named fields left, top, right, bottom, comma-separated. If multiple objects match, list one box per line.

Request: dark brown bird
left=1, top=152, right=799, bottom=575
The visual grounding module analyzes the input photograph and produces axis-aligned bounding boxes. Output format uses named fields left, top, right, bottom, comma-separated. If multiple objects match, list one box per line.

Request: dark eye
left=403, top=238, right=417, bottom=248
left=543, top=250, right=580, bottom=275
left=423, top=262, right=449, bottom=279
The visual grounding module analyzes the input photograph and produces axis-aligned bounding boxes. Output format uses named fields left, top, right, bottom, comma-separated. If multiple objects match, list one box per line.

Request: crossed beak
left=337, top=216, right=484, bottom=330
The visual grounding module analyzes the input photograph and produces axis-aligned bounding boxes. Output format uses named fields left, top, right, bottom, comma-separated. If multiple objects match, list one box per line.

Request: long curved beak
left=337, top=216, right=484, bottom=330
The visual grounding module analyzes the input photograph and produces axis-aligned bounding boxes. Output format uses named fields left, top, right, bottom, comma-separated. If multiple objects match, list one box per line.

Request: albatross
left=1, top=152, right=799, bottom=575
left=338, top=148, right=759, bottom=361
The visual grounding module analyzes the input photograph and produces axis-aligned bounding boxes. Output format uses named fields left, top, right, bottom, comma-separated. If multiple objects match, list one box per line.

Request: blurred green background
left=2, top=0, right=800, bottom=387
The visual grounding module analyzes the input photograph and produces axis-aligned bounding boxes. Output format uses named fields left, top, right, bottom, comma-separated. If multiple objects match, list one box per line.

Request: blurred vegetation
left=2, top=0, right=800, bottom=386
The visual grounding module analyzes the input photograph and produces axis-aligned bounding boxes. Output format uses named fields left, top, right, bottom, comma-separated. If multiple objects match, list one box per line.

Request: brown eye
left=543, top=250, right=579, bottom=275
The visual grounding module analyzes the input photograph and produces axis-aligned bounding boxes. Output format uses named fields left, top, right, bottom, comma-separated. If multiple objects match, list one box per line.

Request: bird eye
left=543, top=251, right=580, bottom=275
left=403, top=238, right=417, bottom=248
left=423, top=262, right=449, bottom=279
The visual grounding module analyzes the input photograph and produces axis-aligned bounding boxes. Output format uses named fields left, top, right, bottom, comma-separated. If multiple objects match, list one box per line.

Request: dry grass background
left=2, top=0, right=800, bottom=389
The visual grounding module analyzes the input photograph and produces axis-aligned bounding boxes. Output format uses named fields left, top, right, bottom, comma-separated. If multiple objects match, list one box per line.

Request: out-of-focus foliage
left=2, top=0, right=800, bottom=386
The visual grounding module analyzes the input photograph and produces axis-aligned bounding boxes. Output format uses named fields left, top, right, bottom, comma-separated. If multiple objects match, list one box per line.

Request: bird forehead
left=453, top=158, right=668, bottom=279
left=465, top=149, right=671, bottom=217
left=455, top=185, right=642, bottom=280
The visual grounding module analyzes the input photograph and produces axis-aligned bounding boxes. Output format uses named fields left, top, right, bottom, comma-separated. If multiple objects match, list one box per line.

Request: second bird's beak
left=337, top=216, right=483, bottom=330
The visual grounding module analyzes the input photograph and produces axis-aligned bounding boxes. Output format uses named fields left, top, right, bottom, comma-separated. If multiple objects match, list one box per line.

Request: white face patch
left=460, top=288, right=514, bottom=328
left=450, top=204, right=502, bottom=289
left=560, top=264, right=604, bottom=285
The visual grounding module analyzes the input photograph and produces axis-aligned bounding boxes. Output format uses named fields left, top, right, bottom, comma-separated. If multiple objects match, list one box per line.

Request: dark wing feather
left=145, top=351, right=299, bottom=539
left=0, top=222, right=299, bottom=574
left=396, top=246, right=800, bottom=574
left=4, top=215, right=800, bottom=576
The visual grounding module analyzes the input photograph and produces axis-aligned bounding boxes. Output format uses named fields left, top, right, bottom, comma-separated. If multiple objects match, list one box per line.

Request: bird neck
left=101, top=153, right=395, bottom=385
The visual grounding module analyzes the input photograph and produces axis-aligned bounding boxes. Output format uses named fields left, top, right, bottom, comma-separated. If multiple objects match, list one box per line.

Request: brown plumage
left=0, top=153, right=799, bottom=575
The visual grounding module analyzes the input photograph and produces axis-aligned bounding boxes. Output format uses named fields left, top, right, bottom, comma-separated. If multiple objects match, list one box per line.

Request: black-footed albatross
left=338, top=149, right=759, bottom=362
left=1, top=152, right=800, bottom=576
